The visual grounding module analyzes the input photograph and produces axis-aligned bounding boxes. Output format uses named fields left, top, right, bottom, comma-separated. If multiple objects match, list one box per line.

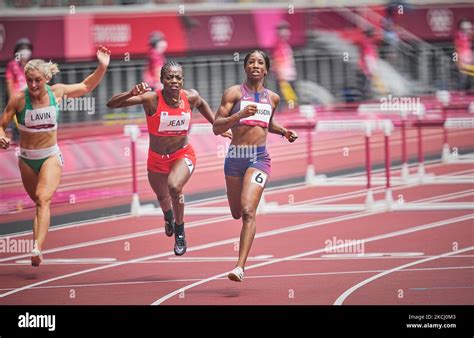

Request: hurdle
left=124, top=111, right=473, bottom=215
left=305, top=119, right=394, bottom=190
left=400, top=116, right=474, bottom=185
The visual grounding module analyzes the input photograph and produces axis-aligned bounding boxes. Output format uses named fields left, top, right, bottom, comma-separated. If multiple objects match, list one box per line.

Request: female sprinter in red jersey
left=213, top=50, right=298, bottom=282
left=108, top=60, right=230, bottom=255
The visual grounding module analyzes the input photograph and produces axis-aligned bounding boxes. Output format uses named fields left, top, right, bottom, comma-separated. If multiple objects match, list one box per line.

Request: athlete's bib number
left=239, top=101, right=272, bottom=127
left=25, top=106, right=57, bottom=128
left=158, top=111, right=191, bottom=133
left=251, top=171, right=267, bottom=187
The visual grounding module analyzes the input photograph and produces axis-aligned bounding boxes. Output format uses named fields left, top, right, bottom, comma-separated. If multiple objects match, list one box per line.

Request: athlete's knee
left=35, top=193, right=52, bottom=207
left=168, top=182, right=182, bottom=197
left=157, top=194, right=170, bottom=204
left=241, top=206, right=256, bottom=222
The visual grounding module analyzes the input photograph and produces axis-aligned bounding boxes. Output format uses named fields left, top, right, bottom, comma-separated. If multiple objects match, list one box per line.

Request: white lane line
left=1, top=254, right=471, bottom=266
left=1, top=190, right=470, bottom=299
left=0, top=181, right=469, bottom=263
left=151, top=214, right=473, bottom=305
left=333, top=246, right=474, bottom=305
left=0, top=213, right=133, bottom=239
left=1, top=265, right=471, bottom=293
left=14, top=258, right=117, bottom=264
left=0, top=211, right=374, bottom=299
left=0, top=189, right=470, bottom=298
left=410, top=285, right=474, bottom=291
left=320, top=252, right=425, bottom=258
left=0, top=215, right=232, bottom=263
left=0, top=180, right=386, bottom=260
left=1, top=180, right=305, bottom=239
left=2, top=154, right=466, bottom=238
left=168, top=255, right=274, bottom=261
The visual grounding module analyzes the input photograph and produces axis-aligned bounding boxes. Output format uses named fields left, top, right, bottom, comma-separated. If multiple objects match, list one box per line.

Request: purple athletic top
left=230, top=84, right=272, bottom=128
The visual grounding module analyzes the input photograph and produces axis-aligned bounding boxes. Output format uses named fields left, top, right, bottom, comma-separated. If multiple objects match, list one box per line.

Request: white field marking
left=0, top=265, right=471, bottom=293
left=414, top=191, right=474, bottom=203
left=1, top=179, right=307, bottom=239
left=2, top=152, right=467, bottom=238
left=194, top=160, right=473, bottom=207
left=0, top=170, right=470, bottom=296
left=2, top=254, right=472, bottom=266
left=0, top=176, right=469, bottom=264
left=8, top=200, right=465, bottom=299
left=321, top=252, right=424, bottom=258
left=14, top=258, right=117, bottom=264
left=305, top=189, right=474, bottom=206
left=369, top=168, right=474, bottom=179
left=334, top=246, right=474, bottom=305
left=1, top=172, right=471, bottom=265
left=0, top=210, right=380, bottom=298
left=1, top=213, right=133, bottom=239
left=407, top=190, right=474, bottom=204
left=9, top=255, right=274, bottom=265
left=151, top=214, right=472, bottom=305
left=0, top=215, right=232, bottom=263
left=168, top=255, right=274, bottom=261
left=6, top=179, right=466, bottom=243
left=410, top=285, right=474, bottom=291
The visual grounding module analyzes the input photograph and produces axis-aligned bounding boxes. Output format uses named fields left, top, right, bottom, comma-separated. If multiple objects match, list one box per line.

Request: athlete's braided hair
left=160, top=60, right=183, bottom=83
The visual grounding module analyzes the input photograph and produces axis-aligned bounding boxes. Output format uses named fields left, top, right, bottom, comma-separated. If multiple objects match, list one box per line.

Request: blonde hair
left=24, top=59, right=60, bottom=82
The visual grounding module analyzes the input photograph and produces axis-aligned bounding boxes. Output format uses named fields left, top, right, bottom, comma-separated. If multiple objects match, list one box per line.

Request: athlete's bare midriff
left=230, top=124, right=267, bottom=147
left=149, top=134, right=188, bottom=155
left=19, top=129, right=57, bottom=150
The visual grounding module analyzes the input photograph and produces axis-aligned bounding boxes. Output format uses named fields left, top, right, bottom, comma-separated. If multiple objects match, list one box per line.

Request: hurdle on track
left=124, top=112, right=474, bottom=214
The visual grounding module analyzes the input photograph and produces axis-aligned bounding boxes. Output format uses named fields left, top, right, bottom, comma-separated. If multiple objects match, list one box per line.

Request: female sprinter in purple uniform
left=213, top=50, right=298, bottom=282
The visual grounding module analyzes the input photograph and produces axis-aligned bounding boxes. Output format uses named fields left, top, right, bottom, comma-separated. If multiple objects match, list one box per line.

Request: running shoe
left=228, top=266, right=244, bottom=282
left=31, top=248, right=43, bottom=267
left=174, top=233, right=187, bottom=256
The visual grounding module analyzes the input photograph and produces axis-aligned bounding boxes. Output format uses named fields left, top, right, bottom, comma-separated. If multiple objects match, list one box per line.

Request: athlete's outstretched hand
left=0, top=136, right=11, bottom=149
left=284, top=129, right=298, bottom=143
left=97, top=46, right=111, bottom=68
left=131, top=82, right=152, bottom=96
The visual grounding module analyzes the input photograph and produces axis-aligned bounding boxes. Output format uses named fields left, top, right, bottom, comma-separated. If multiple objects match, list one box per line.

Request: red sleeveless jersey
left=146, top=89, right=192, bottom=137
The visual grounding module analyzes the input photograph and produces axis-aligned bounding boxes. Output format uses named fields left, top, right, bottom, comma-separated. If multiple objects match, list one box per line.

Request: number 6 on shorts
left=251, top=171, right=267, bottom=187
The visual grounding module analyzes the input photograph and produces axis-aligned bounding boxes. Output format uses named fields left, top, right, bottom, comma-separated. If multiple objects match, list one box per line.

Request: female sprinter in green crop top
left=0, top=46, right=111, bottom=267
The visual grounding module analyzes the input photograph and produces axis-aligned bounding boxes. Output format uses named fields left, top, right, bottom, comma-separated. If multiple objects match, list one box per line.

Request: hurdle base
left=131, top=193, right=141, bottom=216
left=401, top=163, right=410, bottom=182
left=441, top=143, right=451, bottom=163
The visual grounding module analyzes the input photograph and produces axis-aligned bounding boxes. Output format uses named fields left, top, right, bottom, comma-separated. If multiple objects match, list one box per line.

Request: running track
left=0, top=161, right=472, bottom=305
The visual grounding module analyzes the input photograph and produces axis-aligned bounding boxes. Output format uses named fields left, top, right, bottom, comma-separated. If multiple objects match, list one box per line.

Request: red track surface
left=0, top=160, right=472, bottom=305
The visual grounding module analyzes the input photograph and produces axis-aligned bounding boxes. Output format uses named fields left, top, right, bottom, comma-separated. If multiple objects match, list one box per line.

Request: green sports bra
left=16, top=85, right=60, bottom=133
